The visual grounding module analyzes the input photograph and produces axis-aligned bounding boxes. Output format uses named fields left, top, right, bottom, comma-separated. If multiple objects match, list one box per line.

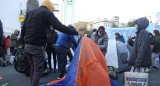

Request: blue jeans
left=55, top=46, right=67, bottom=78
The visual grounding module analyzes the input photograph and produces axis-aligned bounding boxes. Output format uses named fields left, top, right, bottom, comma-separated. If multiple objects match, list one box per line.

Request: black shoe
left=153, top=66, right=159, bottom=70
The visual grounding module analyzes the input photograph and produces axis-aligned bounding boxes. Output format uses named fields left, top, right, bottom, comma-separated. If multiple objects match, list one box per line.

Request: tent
left=41, top=36, right=121, bottom=86
left=105, top=39, right=131, bottom=73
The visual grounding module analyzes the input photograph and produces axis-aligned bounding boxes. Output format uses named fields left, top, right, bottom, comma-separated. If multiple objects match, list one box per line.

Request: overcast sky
left=74, top=0, right=160, bottom=23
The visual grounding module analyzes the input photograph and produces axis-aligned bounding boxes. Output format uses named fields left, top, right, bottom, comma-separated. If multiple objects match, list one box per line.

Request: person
left=10, top=30, right=20, bottom=53
left=128, top=17, right=151, bottom=72
left=91, top=26, right=108, bottom=55
left=21, top=0, right=83, bottom=86
left=115, top=32, right=125, bottom=43
left=87, top=29, right=97, bottom=38
left=46, top=26, right=58, bottom=72
left=55, top=25, right=78, bottom=79
left=0, top=19, right=3, bottom=80
left=151, top=30, right=160, bottom=70
left=5, top=36, right=10, bottom=50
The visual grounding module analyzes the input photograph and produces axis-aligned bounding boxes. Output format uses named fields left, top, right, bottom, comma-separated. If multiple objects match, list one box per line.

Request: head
left=115, top=32, right=120, bottom=39
left=92, top=29, right=97, bottom=33
left=135, top=17, right=149, bottom=31
left=14, top=30, right=20, bottom=36
left=41, top=0, right=55, bottom=12
left=68, top=25, right=75, bottom=30
left=98, top=26, right=105, bottom=36
left=7, top=36, right=10, bottom=39
left=153, top=30, right=160, bottom=36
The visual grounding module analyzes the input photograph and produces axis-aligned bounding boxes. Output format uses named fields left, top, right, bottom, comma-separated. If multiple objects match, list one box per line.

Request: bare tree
left=27, top=0, right=39, bottom=13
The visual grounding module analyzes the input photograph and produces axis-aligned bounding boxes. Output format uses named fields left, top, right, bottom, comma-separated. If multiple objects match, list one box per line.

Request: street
left=0, top=65, right=160, bottom=86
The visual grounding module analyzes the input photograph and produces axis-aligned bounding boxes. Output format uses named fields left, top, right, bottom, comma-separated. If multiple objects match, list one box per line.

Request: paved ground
left=0, top=65, right=160, bottom=86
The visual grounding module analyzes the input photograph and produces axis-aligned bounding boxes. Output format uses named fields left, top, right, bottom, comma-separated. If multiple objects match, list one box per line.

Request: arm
left=0, top=20, right=3, bottom=41
left=98, top=34, right=108, bottom=51
left=48, top=13, right=78, bottom=35
left=135, top=32, right=149, bottom=67
left=69, top=35, right=78, bottom=48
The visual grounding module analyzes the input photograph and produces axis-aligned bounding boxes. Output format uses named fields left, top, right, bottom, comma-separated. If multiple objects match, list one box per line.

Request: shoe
left=153, top=66, right=159, bottom=70
left=145, top=68, right=150, bottom=73
left=57, top=77, right=62, bottom=80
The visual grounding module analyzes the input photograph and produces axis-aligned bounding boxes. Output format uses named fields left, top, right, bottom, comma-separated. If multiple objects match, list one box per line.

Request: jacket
left=91, top=31, right=109, bottom=55
left=128, top=17, right=151, bottom=67
left=10, top=30, right=18, bottom=47
left=55, top=33, right=78, bottom=48
left=116, top=36, right=125, bottom=43
left=21, top=6, right=78, bottom=46
left=46, top=30, right=58, bottom=50
left=152, top=36, right=160, bottom=53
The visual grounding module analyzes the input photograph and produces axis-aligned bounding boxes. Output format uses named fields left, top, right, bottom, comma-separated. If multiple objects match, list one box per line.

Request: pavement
left=0, top=65, right=160, bottom=86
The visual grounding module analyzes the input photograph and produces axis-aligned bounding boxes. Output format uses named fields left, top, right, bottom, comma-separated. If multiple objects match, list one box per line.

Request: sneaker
left=57, top=77, right=62, bottom=80
left=145, top=68, right=150, bottom=73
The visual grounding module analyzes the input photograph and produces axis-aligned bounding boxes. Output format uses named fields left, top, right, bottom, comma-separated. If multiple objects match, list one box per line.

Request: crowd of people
left=0, top=0, right=160, bottom=86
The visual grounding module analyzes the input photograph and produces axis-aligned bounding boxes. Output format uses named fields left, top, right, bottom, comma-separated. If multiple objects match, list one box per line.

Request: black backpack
left=13, top=48, right=30, bottom=76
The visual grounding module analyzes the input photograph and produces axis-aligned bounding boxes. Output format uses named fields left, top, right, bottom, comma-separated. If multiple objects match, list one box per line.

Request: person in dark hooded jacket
left=128, top=17, right=151, bottom=72
left=115, top=32, right=125, bottom=43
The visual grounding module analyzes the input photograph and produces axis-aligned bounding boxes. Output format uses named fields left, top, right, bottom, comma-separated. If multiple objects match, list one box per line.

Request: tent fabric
left=41, top=36, right=121, bottom=86
left=105, top=39, right=118, bottom=68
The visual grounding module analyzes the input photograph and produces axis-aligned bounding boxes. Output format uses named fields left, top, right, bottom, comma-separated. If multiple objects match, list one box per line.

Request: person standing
left=10, top=30, right=20, bottom=53
left=0, top=19, right=3, bottom=80
left=21, top=0, right=83, bottom=86
left=151, top=30, right=160, bottom=70
left=115, top=32, right=125, bottom=43
left=46, top=26, right=58, bottom=72
left=55, top=25, right=78, bottom=79
left=128, top=17, right=151, bottom=72
left=91, top=26, right=109, bottom=55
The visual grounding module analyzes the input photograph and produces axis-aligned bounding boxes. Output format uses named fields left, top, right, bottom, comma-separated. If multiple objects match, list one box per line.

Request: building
left=113, top=16, right=119, bottom=27
left=87, top=18, right=115, bottom=30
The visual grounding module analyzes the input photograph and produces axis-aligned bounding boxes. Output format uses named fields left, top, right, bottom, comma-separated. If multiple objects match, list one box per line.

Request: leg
left=67, top=49, right=73, bottom=63
left=59, top=48, right=67, bottom=78
left=47, top=49, right=52, bottom=70
left=52, top=48, right=56, bottom=70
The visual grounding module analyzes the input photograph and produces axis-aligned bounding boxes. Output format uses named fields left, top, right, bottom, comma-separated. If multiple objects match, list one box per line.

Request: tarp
left=41, top=36, right=121, bottom=86
left=105, top=39, right=131, bottom=73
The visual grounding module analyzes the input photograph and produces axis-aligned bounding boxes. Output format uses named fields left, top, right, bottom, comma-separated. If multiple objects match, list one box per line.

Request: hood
left=14, top=30, right=19, bottom=34
left=41, top=0, right=55, bottom=12
left=136, top=17, right=149, bottom=30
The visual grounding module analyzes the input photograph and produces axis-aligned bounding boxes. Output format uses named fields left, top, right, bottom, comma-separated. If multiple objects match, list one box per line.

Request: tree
left=127, top=19, right=135, bottom=27
left=112, top=23, right=117, bottom=28
left=79, top=28, right=92, bottom=34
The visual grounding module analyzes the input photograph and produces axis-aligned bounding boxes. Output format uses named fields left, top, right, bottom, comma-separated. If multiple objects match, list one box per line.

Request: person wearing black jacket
left=46, top=26, right=58, bottom=72
left=21, top=0, right=83, bottom=86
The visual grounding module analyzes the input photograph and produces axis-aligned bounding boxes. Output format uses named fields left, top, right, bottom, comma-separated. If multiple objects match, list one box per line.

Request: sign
left=125, top=72, right=148, bottom=86
left=19, top=15, right=24, bottom=22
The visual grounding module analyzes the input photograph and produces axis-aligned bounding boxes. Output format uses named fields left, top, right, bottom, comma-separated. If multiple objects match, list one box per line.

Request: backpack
left=13, top=48, right=30, bottom=76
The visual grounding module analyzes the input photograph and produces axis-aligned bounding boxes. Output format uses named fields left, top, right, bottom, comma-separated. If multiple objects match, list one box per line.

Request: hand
left=78, top=31, right=84, bottom=36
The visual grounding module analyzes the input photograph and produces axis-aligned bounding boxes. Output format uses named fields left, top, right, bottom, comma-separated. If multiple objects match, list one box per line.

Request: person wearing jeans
left=55, top=25, right=78, bottom=79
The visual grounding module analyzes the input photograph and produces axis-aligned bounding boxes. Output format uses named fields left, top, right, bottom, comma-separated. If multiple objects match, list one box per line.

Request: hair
left=7, top=36, right=10, bottom=39
left=92, top=29, right=97, bottom=32
left=115, top=32, right=120, bottom=37
left=154, top=30, right=160, bottom=36
left=98, top=26, right=105, bottom=31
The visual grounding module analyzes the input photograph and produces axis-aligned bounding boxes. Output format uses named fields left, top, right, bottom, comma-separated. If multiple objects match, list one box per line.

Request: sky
left=74, top=0, right=160, bottom=23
